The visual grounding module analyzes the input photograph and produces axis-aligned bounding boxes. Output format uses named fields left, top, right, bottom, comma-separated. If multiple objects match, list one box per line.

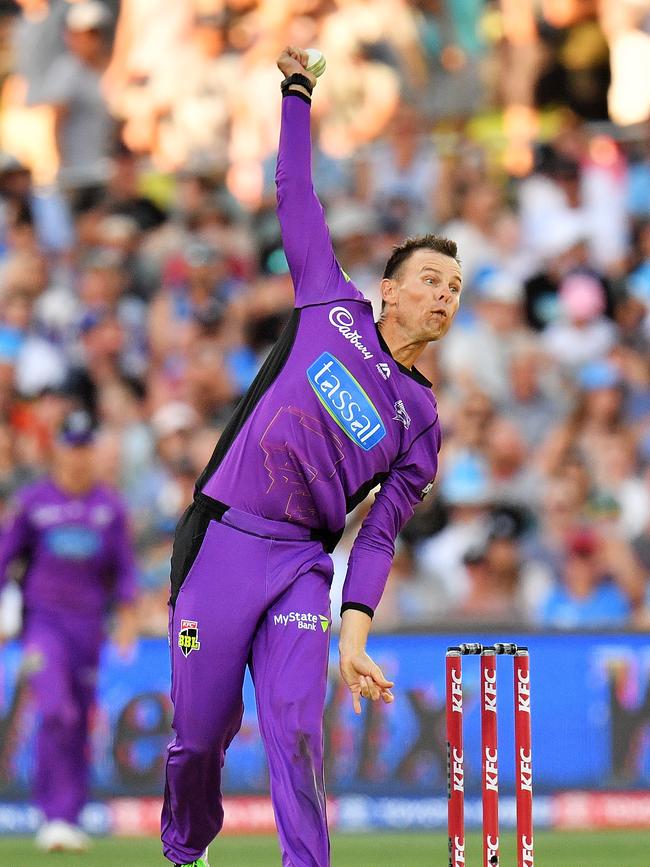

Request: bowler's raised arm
left=275, top=47, right=356, bottom=307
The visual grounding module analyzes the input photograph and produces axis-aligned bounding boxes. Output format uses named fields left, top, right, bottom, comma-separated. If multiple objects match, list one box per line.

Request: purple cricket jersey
left=0, top=477, right=137, bottom=623
left=198, top=93, right=442, bottom=615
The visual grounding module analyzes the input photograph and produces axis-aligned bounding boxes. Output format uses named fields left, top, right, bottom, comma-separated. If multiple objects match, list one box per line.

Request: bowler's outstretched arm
left=275, top=49, right=363, bottom=307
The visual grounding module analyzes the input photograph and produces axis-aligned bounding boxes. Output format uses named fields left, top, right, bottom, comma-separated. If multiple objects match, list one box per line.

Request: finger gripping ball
left=305, top=48, right=327, bottom=78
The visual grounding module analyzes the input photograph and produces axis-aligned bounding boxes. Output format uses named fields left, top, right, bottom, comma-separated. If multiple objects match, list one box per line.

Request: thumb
left=369, top=663, right=394, bottom=689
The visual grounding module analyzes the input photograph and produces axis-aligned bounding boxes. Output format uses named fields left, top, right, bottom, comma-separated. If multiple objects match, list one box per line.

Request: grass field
left=0, top=830, right=648, bottom=866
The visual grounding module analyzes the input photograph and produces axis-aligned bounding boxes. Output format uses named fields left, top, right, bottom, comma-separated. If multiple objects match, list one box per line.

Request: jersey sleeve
left=0, top=491, right=33, bottom=593
left=341, top=421, right=442, bottom=617
left=275, top=93, right=365, bottom=308
left=109, top=500, right=138, bottom=605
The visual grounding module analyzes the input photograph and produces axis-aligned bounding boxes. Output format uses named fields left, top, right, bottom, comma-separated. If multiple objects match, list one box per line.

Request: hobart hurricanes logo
left=178, top=619, right=201, bottom=656
left=393, top=399, right=411, bottom=429
left=307, top=352, right=386, bottom=451
left=273, top=611, right=330, bottom=633
left=328, top=306, right=374, bottom=359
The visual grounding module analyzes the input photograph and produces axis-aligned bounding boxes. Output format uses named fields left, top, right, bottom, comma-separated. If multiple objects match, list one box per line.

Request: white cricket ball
left=305, top=48, right=327, bottom=78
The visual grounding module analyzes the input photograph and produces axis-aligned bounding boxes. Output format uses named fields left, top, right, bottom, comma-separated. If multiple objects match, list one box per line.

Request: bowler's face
left=383, top=249, right=462, bottom=342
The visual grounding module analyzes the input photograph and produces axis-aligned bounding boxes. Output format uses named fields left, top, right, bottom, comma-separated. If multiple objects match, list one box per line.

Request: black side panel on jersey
left=195, top=308, right=302, bottom=492
left=345, top=471, right=390, bottom=515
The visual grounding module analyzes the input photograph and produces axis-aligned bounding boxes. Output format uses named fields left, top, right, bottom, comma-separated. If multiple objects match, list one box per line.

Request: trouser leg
left=251, top=558, right=332, bottom=867
left=161, top=519, right=268, bottom=865
left=25, top=623, right=97, bottom=824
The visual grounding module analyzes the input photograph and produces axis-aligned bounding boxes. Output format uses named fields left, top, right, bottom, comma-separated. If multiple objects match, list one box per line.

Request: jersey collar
left=374, top=322, right=433, bottom=388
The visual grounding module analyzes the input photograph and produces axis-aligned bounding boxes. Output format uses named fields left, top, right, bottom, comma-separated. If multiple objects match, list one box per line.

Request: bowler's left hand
left=339, top=650, right=394, bottom=715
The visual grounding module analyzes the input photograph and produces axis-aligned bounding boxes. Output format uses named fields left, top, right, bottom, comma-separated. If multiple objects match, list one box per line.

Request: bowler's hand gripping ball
left=305, top=48, right=326, bottom=78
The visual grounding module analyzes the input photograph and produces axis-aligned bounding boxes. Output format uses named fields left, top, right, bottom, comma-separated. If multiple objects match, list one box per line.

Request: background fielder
left=0, top=409, right=137, bottom=853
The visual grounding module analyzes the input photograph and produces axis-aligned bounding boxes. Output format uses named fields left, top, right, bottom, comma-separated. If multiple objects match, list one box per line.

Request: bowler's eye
left=451, top=285, right=461, bottom=294
left=424, top=277, right=437, bottom=285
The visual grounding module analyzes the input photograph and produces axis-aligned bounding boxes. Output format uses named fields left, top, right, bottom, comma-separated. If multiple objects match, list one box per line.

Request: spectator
left=542, top=273, right=617, bottom=369
left=439, top=268, right=529, bottom=401
left=39, top=1, right=115, bottom=203
left=442, top=182, right=503, bottom=288
left=154, top=9, right=238, bottom=173
left=538, top=359, right=630, bottom=480
left=484, top=417, right=540, bottom=520
left=355, top=102, right=442, bottom=234
left=454, top=531, right=524, bottom=624
left=500, top=341, right=566, bottom=447
left=415, top=452, right=493, bottom=610
left=537, top=527, right=644, bottom=628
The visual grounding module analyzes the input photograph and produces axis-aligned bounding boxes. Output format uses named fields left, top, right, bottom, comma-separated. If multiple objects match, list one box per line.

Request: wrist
left=286, top=84, right=312, bottom=100
left=339, top=640, right=365, bottom=658
left=339, top=608, right=372, bottom=656
left=281, top=72, right=314, bottom=100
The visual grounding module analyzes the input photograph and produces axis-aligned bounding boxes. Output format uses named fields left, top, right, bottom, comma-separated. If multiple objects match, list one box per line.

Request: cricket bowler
left=162, top=46, right=463, bottom=867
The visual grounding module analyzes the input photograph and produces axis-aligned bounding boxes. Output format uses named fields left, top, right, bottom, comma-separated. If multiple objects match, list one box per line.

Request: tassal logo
left=307, top=352, right=385, bottom=451
left=328, top=306, right=374, bottom=359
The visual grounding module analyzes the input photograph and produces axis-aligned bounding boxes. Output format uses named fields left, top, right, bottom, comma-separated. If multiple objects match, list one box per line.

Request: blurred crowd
left=0, top=0, right=647, bottom=635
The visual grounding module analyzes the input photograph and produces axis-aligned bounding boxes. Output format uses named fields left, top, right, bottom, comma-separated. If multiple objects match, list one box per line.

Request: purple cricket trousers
left=161, top=495, right=334, bottom=866
left=23, top=611, right=101, bottom=824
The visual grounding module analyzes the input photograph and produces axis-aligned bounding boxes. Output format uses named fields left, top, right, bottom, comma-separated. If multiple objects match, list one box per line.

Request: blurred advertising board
left=0, top=632, right=648, bottom=833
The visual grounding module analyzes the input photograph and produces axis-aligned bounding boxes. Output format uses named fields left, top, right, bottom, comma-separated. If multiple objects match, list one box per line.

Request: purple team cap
left=59, top=409, right=96, bottom=447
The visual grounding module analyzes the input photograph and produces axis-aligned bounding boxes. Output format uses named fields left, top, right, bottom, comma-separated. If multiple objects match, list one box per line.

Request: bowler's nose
left=438, top=287, right=453, bottom=303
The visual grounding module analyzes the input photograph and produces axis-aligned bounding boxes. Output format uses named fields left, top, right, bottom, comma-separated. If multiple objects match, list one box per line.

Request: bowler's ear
left=380, top=277, right=397, bottom=308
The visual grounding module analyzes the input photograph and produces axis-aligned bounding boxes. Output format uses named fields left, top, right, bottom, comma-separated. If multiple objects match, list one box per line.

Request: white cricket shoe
left=35, top=820, right=91, bottom=852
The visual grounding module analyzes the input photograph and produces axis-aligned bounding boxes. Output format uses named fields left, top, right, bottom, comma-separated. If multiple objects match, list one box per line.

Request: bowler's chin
left=425, top=324, right=446, bottom=342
